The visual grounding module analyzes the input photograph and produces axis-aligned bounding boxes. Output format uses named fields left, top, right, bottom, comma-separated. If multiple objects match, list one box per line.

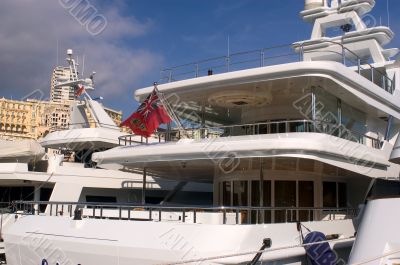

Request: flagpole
left=154, top=83, right=190, bottom=138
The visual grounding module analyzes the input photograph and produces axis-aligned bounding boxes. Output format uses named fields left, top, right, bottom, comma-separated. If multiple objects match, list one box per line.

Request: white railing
left=14, top=201, right=358, bottom=225
left=119, top=120, right=382, bottom=149
left=160, top=41, right=395, bottom=94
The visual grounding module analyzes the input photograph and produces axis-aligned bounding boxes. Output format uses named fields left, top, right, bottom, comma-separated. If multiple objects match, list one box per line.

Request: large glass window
left=233, top=181, right=248, bottom=206
left=341, top=101, right=367, bottom=135
left=233, top=181, right=248, bottom=224
left=315, top=90, right=339, bottom=125
left=338, top=182, right=347, bottom=208
left=323, top=181, right=347, bottom=208
left=275, top=181, right=297, bottom=223
left=0, top=186, right=34, bottom=203
left=251, top=180, right=271, bottom=223
left=221, top=181, right=231, bottom=206
left=220, top=179, right=319, bottom=223
left=298, top=181, right=314, bottom=221
left=323, top=181, right=337, bottom=207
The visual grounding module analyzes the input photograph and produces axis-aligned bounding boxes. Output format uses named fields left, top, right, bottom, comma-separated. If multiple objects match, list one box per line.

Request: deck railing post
left=168, top=70, right=173, bottom=82
left=342, top=47, right=346, bottom=65
left=223, top=209, right=227, bottom=225
left=195, top=64, right=199, bottom=77
left=383, top=76, right=387, bottom=92
left=371, top=67, right=374, bottom=83
left=300, top=44, right=304, bottom=61
left=260, top=49, right=265, bottom=67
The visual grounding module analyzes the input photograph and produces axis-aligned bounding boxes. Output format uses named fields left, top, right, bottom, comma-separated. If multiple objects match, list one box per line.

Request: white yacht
left=0, top=52, right=212, bottom=262
left=3, top=0, right=400, bottom=264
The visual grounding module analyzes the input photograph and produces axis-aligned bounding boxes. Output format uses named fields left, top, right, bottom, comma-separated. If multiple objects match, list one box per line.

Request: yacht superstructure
left=0, top=50, right=212, bottom=262
left=3, top=0, right=400, bottom=264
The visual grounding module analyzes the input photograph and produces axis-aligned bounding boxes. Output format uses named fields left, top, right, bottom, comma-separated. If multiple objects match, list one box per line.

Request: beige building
left=0, top=97, right=122, bottom=141
left=50, top=66, right=77, bottom=103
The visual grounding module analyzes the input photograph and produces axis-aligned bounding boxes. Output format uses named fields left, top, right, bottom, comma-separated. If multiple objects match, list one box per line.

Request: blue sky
left=0, top=0, right=399, bottom=118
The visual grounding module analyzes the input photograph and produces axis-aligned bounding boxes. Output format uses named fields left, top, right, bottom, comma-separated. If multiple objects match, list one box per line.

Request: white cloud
left=0, top=0, right=162, bottom=104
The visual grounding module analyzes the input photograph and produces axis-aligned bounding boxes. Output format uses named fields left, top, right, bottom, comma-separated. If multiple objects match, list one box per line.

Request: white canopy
left=0, top=139, right=45, bottom=162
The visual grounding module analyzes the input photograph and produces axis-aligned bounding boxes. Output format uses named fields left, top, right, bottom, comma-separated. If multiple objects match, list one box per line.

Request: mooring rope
left=157, top=236, right=354, bottom=265
left=159, top=235, right=400, bottom=265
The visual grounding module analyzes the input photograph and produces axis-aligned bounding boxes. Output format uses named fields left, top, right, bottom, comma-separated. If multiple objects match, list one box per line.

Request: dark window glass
left=86, top=195, right=117, bottom=203
left=258, top=124, right=268, bottom=134
left=233, top=181, right=248, bottom=224
left=299, top=181, right=314, bottom=221
left=251, top=180, right=271, bottom=223
left=323, top=182, right=337, bottom=207
left=251, top=181, right=259, bottom=207
left=222, top=181, right=231, bottom=206
left=338, top=183, right=347, bottom=208
left=290, top=121, right=306, bottom=132
left=275, top=181, right=296, bottom=223
left=39, top=188, right=53, bottom=212
left=233, top=181, right=248, bottom=206
left=145, top=196, right=164, bottom=205
left=270, top=120, right=286, bottom=134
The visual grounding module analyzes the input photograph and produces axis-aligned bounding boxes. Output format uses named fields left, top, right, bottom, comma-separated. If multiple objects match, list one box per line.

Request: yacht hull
left=349, top=198, right=400, bottom=264
left=4, top=215, right=354, bottom=265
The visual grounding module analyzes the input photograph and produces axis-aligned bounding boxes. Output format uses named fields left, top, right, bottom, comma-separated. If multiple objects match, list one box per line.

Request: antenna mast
left=387, top=0, right=390, bottom=27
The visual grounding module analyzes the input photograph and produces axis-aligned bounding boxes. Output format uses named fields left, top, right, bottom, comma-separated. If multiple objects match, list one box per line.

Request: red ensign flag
left=75, top=84, right=85, bottom=97
left=121, top=88, right=172, bottom=138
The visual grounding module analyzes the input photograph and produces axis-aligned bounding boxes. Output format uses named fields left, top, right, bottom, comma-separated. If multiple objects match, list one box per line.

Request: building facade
left=50, top=66, right=76, bottom=103
left=0, top=97, right=122, bottom=141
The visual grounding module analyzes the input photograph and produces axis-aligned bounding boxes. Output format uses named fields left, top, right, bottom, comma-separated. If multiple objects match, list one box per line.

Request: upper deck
left=154, top=41, right=394, bottom=94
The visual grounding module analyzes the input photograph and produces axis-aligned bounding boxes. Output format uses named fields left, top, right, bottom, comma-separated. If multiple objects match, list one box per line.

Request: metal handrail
left=161, top=44, right=292, bottom=72
left=298, top=40, right=395, bottom=93
left=139, top=119, right=381, bottom=149
left=117, top=134, right=148, bottom=146
left=159, top=41, right=395, bottom=93
left=51, top=122, right=121, bottom=132
left=13, top=200, right=358, bottom=224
